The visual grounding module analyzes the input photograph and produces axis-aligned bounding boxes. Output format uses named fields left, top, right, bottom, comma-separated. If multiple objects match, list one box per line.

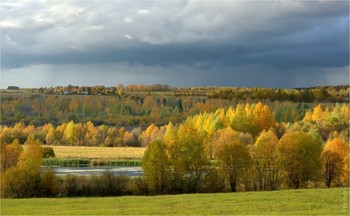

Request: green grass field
left=1, top=188, right=349, bottom=215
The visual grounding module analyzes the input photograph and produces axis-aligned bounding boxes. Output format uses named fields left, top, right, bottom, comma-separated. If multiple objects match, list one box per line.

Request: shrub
left=62, top=174, right=85, bottom=197
left=129, top=177, right=150, bottom=196
left=40, top=168, right=58, bottom=197
left=95, top=170, right=130, bottom=196
left=42, top=147, right=56, bottom=158
left=1, top=164, right=41, bottom=198
left=200, top=167, right=226, bottom=193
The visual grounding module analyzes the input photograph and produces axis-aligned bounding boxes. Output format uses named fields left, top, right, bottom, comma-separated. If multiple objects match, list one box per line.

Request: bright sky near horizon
left=1, top=0, right=349, bottom=88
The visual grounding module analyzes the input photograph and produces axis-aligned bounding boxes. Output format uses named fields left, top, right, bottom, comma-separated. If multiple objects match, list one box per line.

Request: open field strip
left=1, top=188, right=349, bottom=215
left=47, top=145, right=145, bottom=160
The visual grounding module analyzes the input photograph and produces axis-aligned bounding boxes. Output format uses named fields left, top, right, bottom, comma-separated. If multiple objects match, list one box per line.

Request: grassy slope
left=1, top=188, right=349, bottom=215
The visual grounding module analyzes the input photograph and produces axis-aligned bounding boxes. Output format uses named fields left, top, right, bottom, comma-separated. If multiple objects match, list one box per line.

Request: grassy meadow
left=1, top=188, right=349, bottom=215
left=48, top=145, right=145, bottom=160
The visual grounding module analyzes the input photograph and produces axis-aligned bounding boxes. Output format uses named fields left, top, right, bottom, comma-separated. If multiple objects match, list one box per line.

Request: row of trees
left=142, top=119, right=349, bottom=195
left=1, top=103, right=348, bottom=197
left=34, top=84, right=171, bottom=95
left=1, top=121, right=144, bottom=147
left=32, top=85, right=349, bottom=102
left=208, top=86, right=349, bottom=102
left=2, top=123, right=347, bottom=198
left=1, top=102, right=348, bottom=148
left=3, top=85, right=349, bottom=127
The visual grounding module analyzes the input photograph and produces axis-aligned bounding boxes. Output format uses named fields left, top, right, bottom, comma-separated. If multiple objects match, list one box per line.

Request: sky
left=0, top=0, right=349, bottom=88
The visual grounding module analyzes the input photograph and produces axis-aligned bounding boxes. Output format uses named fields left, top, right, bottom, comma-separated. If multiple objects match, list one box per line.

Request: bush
left=40, top=168, right=58, bottom=197
left=200, top=167, right=226, bottom=193
left=1, top=165, right=41, bottom=198
left=129, top=177, right=150, bottom=196
left=61, top=174, right=86, bottom=197
left=58, top=172, right=131, bottom=197
left=95, top=171, right=130, bottom=196
left=41, top=147, right=56, bottom=158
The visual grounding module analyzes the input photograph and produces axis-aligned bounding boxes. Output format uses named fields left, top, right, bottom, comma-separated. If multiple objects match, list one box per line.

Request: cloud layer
left=1, top=0, right=349, bottom=88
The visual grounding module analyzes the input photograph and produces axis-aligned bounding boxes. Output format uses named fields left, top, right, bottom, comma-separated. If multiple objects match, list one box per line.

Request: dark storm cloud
left=2, top=63, right=348, bottom=89
left=3, top=40, right=348, bottom=69
left=1, top=0, right=349, bottom=88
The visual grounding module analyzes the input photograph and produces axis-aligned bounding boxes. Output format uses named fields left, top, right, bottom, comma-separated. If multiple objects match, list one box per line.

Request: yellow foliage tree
left=321, top=138, right=349, bottom=187
left=216, top=133, right=251, bottom=192
left=252, top=102, right=276, bottom=134
left=0, top=139, right=23, bottom=172
left=312, top=104, right=324, bottom=123
left=254, top=130, right=280, bottom=190
left=1, top=136, right=42, bottom=198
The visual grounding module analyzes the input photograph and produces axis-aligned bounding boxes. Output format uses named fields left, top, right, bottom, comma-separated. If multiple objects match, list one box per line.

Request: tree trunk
left=230, top=181, right=237, bottom=192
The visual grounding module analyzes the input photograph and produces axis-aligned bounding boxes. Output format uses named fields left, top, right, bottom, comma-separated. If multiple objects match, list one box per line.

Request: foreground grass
left=48, top=145, right=145, bottom=160
left=1, top=188, right=349, bottom=215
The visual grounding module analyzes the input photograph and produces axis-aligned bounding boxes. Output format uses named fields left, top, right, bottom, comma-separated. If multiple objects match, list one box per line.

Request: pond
left=42, top=166, right=143, bottom=177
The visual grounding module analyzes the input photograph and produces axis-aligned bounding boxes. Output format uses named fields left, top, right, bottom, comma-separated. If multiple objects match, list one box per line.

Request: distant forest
left=28, top=84, right=349, bottom=102
left=1, top=85, right=349, bottom=127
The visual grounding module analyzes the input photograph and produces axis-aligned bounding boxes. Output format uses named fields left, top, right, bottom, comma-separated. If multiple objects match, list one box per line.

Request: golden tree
left=254, top=130, right=280, bottom=190
left=321, top=138, right=349, bottom=187
left=215, top=128, right=251, bottom=192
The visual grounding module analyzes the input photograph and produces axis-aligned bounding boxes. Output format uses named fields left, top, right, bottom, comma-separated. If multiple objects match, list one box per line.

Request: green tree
left=142, top=140, right=170, bottom=194
left=167, top=120, right=208, bottom=193
left=278, top=132, right=322, bottom=189
left=231, top=104, right=257, bottom=135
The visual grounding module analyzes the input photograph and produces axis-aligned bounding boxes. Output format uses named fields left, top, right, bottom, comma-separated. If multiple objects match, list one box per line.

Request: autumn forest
left=0, top=85, right=349, bottom=198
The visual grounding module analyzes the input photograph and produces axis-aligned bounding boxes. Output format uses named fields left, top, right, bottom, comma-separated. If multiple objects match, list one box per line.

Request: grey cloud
left=0, top=1, right=349, bottom=88
left=1, top=63, right=348, bottom=89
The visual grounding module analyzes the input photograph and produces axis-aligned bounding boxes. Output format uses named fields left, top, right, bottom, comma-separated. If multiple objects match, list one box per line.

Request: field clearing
left=47, top=145, right=145, bottom=160
left=1, top=188, right=348, bottom=215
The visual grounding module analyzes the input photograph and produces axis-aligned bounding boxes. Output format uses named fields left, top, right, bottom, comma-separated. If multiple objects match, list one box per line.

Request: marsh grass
left=47, top=145, right=145, bottom=160
left=42, top=158, right=141, bottom=167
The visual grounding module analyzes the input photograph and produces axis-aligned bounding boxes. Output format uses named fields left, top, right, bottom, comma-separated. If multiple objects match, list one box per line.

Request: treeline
left=0, top=121, right=160, bottom=148
left=30, top=85, right=350, bottom=103
left=2, top=90, right=343, bottom=127
left=34, top=84, right=171, bottom=95
left=1, top=103, right=348, bottom=148
left=208, top=85, right=349, bottom=102
left=138, top=103, right=349, bottom=194
left=141, top=126, right=348, bottom=195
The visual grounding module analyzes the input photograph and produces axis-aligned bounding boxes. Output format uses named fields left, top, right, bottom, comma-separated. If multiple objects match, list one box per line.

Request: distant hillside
left=20, top=84, right=350, bottom=103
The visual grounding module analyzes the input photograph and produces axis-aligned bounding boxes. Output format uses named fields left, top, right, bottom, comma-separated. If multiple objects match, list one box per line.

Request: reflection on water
left=41, top=166, right=143, bottom=177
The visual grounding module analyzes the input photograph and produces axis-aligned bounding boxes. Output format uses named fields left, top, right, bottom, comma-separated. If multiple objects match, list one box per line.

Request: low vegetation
left=42, top=158, right=141, bottom=167
left=1, top=188, right=348, bottom=215
left=46, top=145, right=145, bottom=160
